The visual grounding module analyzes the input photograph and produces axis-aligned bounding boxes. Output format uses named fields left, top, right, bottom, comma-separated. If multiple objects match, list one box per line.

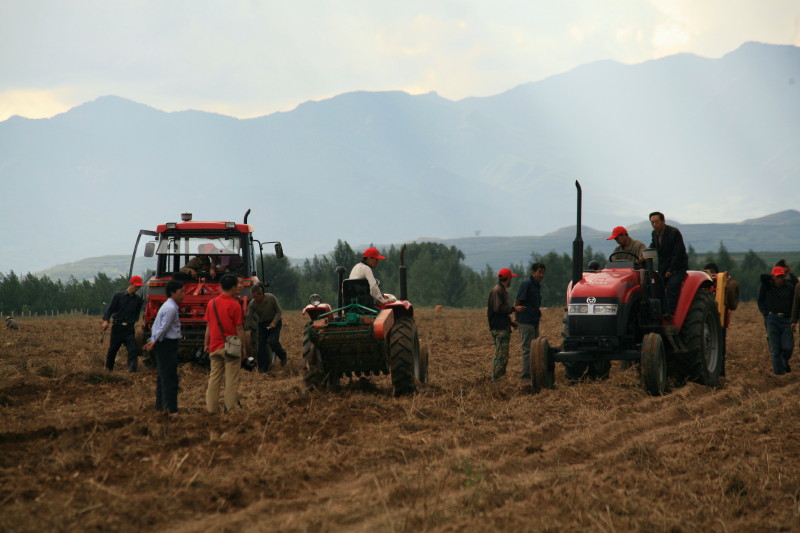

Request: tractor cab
left=127, top=210, right=283, bottom=362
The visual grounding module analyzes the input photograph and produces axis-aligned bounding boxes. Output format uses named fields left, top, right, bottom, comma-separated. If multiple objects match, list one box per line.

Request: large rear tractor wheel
left=389, top=316, right=418, bottom=396
left=302, top=330, right=327, bottom=390
left=530, top=337, right=555, bottom=393
left=640, top=333, right=667, bottom=396
left=676, top=291, right=723, bottom=387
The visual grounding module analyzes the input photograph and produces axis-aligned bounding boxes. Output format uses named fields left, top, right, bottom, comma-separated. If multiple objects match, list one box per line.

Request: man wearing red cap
left=607, top=226, right=645, bottom=262
left=102, top=275, right=145, bottom=372
left=488, top=267, right=526, bottom=381
left=758, top=266, right=795, bottom=375
left=349, top=247, right=397, bottom=305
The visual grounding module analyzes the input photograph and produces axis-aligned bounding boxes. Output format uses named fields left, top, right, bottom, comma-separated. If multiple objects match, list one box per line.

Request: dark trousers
left=256, top=320, right=287, bottom=371
left=662, top=269, right=686, bottom=316
left=155, top=339, right=179, bottom=413
left=105, top=324, right=140, bottom=371
left=766, top=314, right=793, bottom=375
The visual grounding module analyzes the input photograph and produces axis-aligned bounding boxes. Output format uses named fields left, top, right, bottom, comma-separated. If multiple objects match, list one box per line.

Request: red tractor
left=301, top=246, right=429, bottom=396
left=127, top=210, right=283, bottom=363
left=531, top=182, right=732, bottom=395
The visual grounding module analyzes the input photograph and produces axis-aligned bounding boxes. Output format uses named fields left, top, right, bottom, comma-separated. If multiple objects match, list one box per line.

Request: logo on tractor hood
left=587, top=297, right=596, bottom=304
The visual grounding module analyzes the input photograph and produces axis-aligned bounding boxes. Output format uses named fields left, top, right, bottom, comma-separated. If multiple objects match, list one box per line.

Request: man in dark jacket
left=515, top=262, right=545, bottom=379
left=649, top=211, right=688, bottom=320
left=102, top=276, right=145, bottom=372
left=488, top=268, right=526, bottom=382
left=758, top=266, right=794, bottom=375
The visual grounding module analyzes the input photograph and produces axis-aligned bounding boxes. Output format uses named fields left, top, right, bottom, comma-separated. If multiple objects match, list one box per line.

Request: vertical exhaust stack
left=572, top=180, right=584, bottom=288
left=399, top=244, right=408, bottom=301
left=336, top=266, right=346, bottom=316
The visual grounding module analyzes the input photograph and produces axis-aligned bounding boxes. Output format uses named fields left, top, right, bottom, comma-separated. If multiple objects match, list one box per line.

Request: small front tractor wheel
left=530, top=337, right=555, bottom=393
left=640, top=333, right=667, bottom=396
left=302, top=330, right=327, bottom=390
left=389, top=316, right=418, bottom=396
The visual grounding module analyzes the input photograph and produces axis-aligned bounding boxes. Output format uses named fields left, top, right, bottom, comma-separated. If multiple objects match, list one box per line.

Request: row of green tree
left=1, top=241, right=796, bottom=316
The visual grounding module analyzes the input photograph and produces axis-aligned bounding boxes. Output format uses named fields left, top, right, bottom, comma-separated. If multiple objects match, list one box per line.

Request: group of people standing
left=101, top=272, right=287, bottom=415
left=485, top=211, right=800, bottom=382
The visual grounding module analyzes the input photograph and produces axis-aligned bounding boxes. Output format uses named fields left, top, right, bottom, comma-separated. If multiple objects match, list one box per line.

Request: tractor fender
left=373, top=309, right=395, bottom=340
left=672, top=271, right=713, bottom=329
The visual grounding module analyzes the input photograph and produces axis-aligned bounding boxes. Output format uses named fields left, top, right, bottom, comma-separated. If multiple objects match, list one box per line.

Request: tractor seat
left=342, top=278, right=375, bottom=309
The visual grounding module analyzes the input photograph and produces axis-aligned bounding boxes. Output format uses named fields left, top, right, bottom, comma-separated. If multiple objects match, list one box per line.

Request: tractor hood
left=568, top=268, right=644, bottom=303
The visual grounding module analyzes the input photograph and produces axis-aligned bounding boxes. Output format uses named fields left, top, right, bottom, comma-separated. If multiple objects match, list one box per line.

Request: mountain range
left=2, top=41, right=798, bottom=275
left=35, top=208, right=800, bottom=281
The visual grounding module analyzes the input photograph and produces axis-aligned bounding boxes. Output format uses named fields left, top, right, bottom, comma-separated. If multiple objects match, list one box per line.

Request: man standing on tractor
left=649, top=212, right=688, bottom=320
left=102, top=275, right=145, bottom=372
left=515, top=262, right=545, bottom=380
left=349, top=247, right=396, bottom=304
left=758, top=266, right=794, bottom=375
left=607, top=226, right=646, bottom=262
left=488, top=267, right=526, bottom=382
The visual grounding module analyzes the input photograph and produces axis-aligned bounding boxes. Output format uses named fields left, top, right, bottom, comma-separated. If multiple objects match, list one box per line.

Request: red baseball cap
left=363, top=247, right=386, bottom=260
left=129, top=275, right=143, bottom=287
left=498, top=267, right=516, bottom=279
left=771, top=266, right=786, bottom=277
left=607, top=226, right=628, bottom=240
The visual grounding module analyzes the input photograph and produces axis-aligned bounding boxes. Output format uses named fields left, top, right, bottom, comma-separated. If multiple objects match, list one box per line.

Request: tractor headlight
left=309, top=294, right=322, bottom=306
left=569, top=304, right=589, bottom=314
left=593, top=304, right=618, bottom=315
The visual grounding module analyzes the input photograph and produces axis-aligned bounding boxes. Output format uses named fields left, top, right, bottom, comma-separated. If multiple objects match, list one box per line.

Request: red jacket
left=204, top=294, right=243, bottom=353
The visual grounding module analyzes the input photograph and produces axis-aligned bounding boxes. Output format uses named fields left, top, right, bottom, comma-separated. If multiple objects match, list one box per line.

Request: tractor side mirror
left=144, top=242, right=155, bottom=258
left=274, top=242, right=284, bottom=258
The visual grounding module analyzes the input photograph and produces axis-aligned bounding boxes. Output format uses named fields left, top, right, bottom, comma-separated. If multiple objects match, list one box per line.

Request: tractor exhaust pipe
left=572, top=180, right=584, bottom=288
left=336, top=266, right=346, bottom=316
left=399, top=244, right=408, bottom=301
left=243, top=208, right=251, bottom=224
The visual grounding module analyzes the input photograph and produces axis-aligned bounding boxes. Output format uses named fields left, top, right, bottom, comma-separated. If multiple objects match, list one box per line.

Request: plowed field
left=1, top=302, right=799, bottom=532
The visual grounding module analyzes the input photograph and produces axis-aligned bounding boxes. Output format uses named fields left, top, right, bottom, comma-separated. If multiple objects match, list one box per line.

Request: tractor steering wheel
left=608, top=250, right=640, bottom=263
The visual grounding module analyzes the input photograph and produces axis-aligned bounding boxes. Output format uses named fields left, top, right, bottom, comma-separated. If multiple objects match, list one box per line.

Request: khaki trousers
left=206, top=347, right=241, bottom=413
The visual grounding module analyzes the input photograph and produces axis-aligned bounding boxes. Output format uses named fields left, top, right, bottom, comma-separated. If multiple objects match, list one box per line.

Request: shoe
left=279, top=353, right=288, bottom=366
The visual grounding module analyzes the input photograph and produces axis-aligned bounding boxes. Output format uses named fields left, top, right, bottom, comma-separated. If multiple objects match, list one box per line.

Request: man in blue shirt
left=515, top=262, right=546, bottom=379
left=144, top=280, right=184, bottom=413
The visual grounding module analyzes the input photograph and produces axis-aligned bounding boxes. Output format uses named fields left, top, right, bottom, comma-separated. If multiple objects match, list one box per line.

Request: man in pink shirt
left=204, top=274, right=247, bottom=413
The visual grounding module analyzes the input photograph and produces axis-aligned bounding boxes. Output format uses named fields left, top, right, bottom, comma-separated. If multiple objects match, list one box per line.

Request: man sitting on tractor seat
left=178, top=243, right=219, bottom=280
left=607, top=226, right=646, bottom=263
left=349, top=247, right=397, bottom=305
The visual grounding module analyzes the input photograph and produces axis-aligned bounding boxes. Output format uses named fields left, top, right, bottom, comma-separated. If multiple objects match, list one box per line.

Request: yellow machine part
left=714, top=273, right=726, bottom=327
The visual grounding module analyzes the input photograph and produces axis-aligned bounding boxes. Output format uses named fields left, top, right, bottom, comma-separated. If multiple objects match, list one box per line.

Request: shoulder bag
left=212, top=299, right=241, bottom=358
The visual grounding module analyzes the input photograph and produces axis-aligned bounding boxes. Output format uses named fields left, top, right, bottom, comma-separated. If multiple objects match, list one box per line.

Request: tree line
left=1, top=241, right=797, bottom=316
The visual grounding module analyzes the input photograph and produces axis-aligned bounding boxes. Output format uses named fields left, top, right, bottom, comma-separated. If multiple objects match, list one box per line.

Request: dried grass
left=0, top=304, right=799, bottom=532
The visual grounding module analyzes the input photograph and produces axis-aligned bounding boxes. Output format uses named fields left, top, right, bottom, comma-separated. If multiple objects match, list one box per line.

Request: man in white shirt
left=144, top=280, right=185, bottom=414
left=348, top=247, right=396, bottom=305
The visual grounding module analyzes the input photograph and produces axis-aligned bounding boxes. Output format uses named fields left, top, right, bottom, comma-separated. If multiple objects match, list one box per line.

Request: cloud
left=1, top=0, right=798, bottom=121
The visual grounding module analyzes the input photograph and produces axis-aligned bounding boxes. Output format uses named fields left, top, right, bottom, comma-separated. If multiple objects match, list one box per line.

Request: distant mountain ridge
left=2, top=41, right=798, bottom=275
left=37, top=209, right=800, bottom=280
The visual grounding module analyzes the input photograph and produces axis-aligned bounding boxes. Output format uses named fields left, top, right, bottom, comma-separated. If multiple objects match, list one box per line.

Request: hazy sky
left=2, top=0, right=799, bottom=121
